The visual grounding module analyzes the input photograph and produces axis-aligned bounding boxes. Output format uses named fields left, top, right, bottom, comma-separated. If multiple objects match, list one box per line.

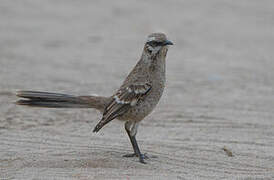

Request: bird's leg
left=123, top=121, right=148, bottom=163
left=124, top=121, right=138, bottom=156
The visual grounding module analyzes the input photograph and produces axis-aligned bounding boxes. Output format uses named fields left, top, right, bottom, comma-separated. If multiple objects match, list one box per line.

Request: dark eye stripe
left=147, top=41, right=163, bottom=47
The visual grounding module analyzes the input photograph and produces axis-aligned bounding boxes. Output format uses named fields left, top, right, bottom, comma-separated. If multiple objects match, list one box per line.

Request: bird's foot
left=123, top=153, right=149, bottom=159
left=123, top=153, right=157, bottom=163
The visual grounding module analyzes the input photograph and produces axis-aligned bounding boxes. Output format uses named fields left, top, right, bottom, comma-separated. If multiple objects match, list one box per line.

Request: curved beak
left=163, top=40, right=174, bottom=46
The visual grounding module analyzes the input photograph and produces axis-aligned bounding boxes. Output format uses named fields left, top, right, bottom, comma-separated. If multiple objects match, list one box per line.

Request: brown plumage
left=93, top=83, right=152, bottom=133
left=16, top=33, right=173, bottom=163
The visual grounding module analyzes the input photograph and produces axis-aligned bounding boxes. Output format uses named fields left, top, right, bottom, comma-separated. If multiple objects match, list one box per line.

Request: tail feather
left=16, top=99, right=90, bottom=108
left=16, top=91, right=77, bottom=101
left=16, top=90, right=109, bottom=110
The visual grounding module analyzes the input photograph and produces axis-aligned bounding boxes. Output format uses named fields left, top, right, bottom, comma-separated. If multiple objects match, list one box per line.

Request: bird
left=16, top=33, right=173, bottom=164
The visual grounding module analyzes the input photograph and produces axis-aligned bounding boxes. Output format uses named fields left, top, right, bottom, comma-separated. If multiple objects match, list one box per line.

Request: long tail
left=16, top=90, right=109, bottom=111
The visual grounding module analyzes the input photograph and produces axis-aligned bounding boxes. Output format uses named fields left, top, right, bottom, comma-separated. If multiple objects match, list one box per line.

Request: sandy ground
left=1, top=0, right=274, bottom=179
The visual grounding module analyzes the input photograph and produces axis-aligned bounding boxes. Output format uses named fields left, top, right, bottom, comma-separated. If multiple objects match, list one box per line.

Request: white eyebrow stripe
left=147, top=36, right=155, bottom=42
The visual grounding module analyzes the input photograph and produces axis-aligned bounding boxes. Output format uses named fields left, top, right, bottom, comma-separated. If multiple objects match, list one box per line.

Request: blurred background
left=0, top=0, right=274, bottom=179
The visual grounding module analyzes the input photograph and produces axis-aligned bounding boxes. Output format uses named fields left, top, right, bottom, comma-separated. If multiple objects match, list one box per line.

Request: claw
left=123, top=153, right=149, bottom=159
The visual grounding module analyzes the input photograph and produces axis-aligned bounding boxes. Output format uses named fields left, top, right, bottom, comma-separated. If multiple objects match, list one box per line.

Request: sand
left=0, top=0, right=274, bottom=179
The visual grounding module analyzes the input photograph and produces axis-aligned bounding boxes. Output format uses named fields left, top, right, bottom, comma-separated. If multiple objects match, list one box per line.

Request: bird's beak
left=163, top=40, right=174, bottom=46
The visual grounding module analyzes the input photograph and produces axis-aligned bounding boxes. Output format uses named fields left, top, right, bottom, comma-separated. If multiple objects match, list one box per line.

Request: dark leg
left=124, top=126, right=138, bottom=155
left=123, top=122, right=148, bottom=164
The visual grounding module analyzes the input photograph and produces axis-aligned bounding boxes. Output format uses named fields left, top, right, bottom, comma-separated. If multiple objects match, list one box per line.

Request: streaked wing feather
left=93, top=83, right=151, bottom=132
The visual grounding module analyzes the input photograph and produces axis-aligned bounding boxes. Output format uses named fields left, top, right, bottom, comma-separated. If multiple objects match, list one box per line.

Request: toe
left=123, top=153, right=137, bottom=158
left=139, top=158, right=147, bottom=164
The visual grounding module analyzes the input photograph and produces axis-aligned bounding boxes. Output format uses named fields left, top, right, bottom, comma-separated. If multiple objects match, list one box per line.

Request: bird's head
left=145, top=33, right=173, bottom=56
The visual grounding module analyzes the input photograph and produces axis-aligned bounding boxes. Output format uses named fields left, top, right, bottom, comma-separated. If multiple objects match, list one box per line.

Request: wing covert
left=93, top=83, right=151, bottom=132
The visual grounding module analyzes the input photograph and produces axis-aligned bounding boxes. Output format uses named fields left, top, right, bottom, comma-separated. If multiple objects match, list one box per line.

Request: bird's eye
left=147, top=41, right=162, bottom=47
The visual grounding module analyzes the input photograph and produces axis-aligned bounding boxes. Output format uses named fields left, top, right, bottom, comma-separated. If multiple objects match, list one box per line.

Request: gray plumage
left=16, top=33, right=173, bottom=163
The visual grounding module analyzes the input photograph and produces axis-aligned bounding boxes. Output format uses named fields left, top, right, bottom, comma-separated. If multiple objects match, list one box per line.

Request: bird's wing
left=93, top=82, right=152, bottom=132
